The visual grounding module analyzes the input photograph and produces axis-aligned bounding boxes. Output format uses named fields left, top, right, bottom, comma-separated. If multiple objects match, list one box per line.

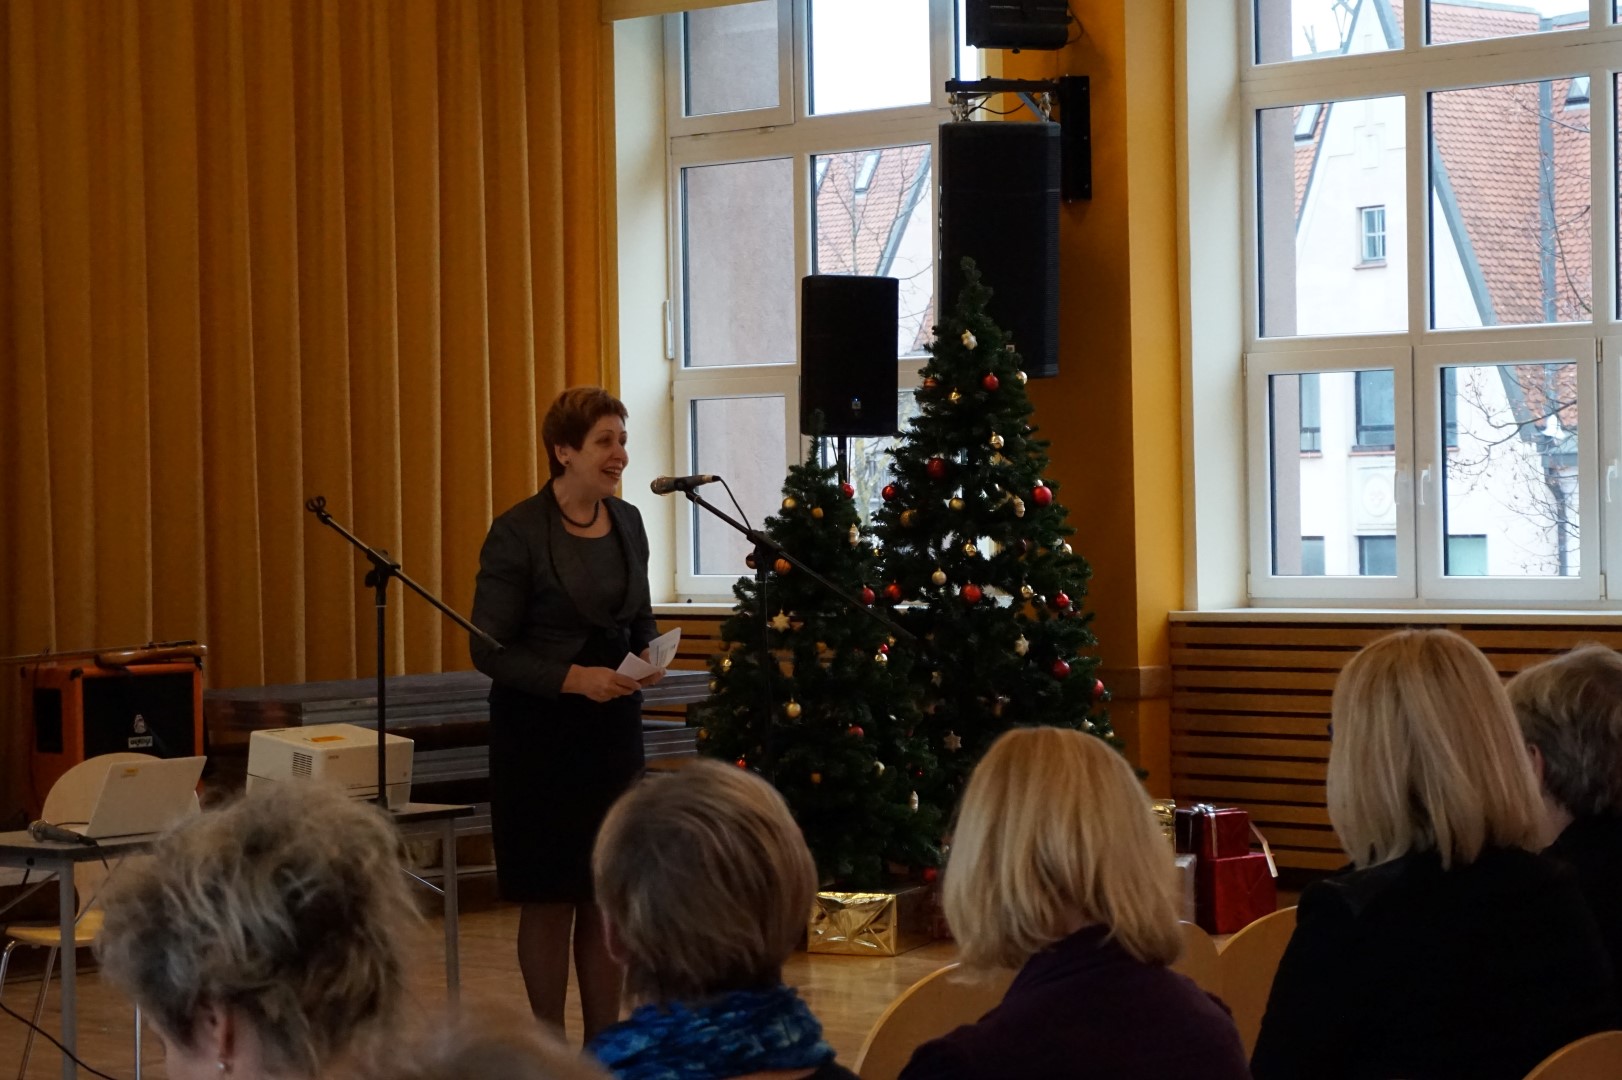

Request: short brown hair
left=592, top=761, right=817, bottom=1002
left=944, top=727, right=1183, bottom=970
left=95, top=784, right=419, bottom=1076
left=1328, top=629, right=1543, bottom=869
left=542, top=387, right=628, bottom=479
left=1507, top=644, right=1622, bottom=817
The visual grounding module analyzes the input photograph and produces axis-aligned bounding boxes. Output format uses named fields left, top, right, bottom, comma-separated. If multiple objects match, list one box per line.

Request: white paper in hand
left=616, top=627, right=681, bottom=680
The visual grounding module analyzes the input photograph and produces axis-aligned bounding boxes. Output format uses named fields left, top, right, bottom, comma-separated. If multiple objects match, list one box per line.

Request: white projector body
left=247, top=722, right=413, bottom=810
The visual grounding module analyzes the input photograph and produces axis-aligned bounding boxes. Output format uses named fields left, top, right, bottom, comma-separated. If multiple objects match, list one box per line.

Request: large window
left=1243, top=0, right=1614, bottom=605
left=666, top=0, right=969, bottom=595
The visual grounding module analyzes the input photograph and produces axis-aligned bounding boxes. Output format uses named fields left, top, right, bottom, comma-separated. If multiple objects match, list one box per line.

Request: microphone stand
left=304, top=496, right=505, bottom=808
left=680, top=487, right=918, bottom=781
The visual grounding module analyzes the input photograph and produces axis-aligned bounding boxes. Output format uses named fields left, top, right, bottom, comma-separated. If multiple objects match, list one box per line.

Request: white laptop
left=70, top=756, right=206, bottom=839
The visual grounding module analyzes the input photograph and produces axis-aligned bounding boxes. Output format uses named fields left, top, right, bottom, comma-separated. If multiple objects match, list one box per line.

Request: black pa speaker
left=964, top=0, right=1072, bottom=51
left=939, top=120, right=1061, bottom=378
left=799, top=275, right=900, bottom=437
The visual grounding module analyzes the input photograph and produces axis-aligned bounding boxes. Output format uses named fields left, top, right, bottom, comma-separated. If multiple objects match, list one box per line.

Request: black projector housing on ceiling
left=964, top=1, right=1072, bottom=51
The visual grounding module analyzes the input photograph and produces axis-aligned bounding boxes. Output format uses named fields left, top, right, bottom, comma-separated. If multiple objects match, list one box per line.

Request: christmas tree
left=873, top=260, right=1112, bottom=800
left=692, top=436, right=941, bottom=887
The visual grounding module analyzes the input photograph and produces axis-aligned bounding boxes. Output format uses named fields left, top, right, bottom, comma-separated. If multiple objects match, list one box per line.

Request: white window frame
left=1359, top=205, right=1386, bottom=264
left=1237, top=0, right=1622, bottom=608
left=666, top=0, right=957, bottom=598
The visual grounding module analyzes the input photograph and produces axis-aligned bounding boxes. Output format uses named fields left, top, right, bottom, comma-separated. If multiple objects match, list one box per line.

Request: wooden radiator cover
left=1170, top=617, right=1622, bottom=872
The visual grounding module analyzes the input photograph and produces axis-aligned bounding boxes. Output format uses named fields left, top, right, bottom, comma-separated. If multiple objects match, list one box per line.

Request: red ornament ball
left=745, top=553, right=757, bottom=570
left=982, top=372, right=1000, bottom=392
left=1051, top=658, right=1072, bottom=679
left=1054, top=591, right=1071, bottom=611
left=841, top=482, right=855, bottom=498
left=773, top=558, right=792, bottom=575
left=848, top=725, right=865, bottom=738
left=1032, top=483, right=1053, bottom=507
left=735, top=757, right=748, bottom=769
left=1092, top=678, right=1106, bottom=700
left=926, top=457, right=948, bottom=480
left=877, top=642, right=889, bottom=654
left=961, top=583, right=983, bottom=604
left=884, top=582, right=904, bottom=603
left=922, top=376, right=939, bottom=391
left=922, top=866, right=940, bottom=884
left=860, top=586, right=876, bottom=606
left=882, top=483, right=898, bottom=502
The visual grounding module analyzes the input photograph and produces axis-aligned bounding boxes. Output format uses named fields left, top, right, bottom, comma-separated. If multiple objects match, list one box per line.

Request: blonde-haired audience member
left=898, top=726, right=1249, bottom=1080
left=95, top=783, right=419, bottom=1080
left=1253, top=629, right=1620, bottom=1080
left=1508, top=644, right=1622, bottom=974
left=586, top=760, right=859, bottom=1079
left=386, top=1016, right=612, bottom=1080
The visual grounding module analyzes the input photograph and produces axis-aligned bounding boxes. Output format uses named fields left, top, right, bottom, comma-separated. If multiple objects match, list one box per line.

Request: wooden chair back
left=1523, top=1031, right=1622, bottom=1080
left=1216, top=905, right=1298, bottom=1057
left=853, top=962, right=1013, bottom=1080
left=1171, top=920, right=1222, bottom=996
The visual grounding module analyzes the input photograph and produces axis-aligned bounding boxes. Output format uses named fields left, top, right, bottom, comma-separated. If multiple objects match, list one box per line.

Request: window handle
left=1417, top=466, right=1431, bottom=507
left=1609, top=461, right=1619, bottom=504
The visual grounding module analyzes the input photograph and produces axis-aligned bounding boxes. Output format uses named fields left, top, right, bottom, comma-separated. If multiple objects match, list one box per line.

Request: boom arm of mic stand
left=681, top=489, right=919, bottom=650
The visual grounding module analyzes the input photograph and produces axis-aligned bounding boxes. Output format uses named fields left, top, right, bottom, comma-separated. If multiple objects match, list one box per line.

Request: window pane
left=1258, top=97, right=1408, bottom=337
left=1428, top=0, right=1586, bottom=45
left=818, top=391, right=921, bottom=524
left=1300, top=372, right=1321, bottom=451
left=1358, top=535, right=1397, bottom=575
left=1269, top=370, right=1397, bottom=576
left=1440, top=363, right=1579, bottom=577
left=683, top=159, right=795, bottom=367
left=955, top=0, right=986, bottom=80
left=1445, top=535, right=1488, bottom=576
left=809, top=0, right=930, bottom=116
left=691, top=396, right=787, bottom=576
left=1254, top=0, right=1397, bottom=64
left=685, top=2, right=779, bottom=116
left=1431, top=81, right=1591, bottom=329
left=1356, top=369, right=1395, bottom=448
left=812, top=145, right=935, bottom=357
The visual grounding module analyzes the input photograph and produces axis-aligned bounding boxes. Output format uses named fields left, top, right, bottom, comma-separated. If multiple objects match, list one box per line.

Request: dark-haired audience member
left=898, top=726, right=1250, bottom=1080
left=586, top=760, right=859, bottom=1080
left=1252, top=629, right=1620, bottom=1080
left=95, top=784, right=419, bottom=1080
left=1508, top=644, right=1622, bottom=975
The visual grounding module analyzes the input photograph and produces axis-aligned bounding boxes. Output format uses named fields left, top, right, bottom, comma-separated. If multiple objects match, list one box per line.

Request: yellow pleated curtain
left=0, top=0, right=616, bottom=814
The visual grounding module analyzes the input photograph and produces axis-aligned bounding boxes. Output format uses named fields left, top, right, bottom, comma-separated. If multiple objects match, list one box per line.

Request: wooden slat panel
left=1272, top=848, right=1352, bottom=871
left=1171, top=778, right=1326, bottom=804
left=1218, top=802, right=1333, bottom=827
left=1172, top=714, right=1331, bottom=736
left=1171, top=734, right=1329, bottom=760
left=1171, top=625, right=1399, bottom=647
left=1171, top=647, right=1358, bottom=670
left=1173, top=692, right=1331, bottom=714
left=1173, top=668, right=1339, bottom=691
left=1172, top=756, right=1327, bottom=781
left=1462, top=629, right=1622, bottom=649
left=1252, top=825, right=1341, bottom=850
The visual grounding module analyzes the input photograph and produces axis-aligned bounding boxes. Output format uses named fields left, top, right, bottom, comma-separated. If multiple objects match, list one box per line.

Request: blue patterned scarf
left=587, top=984, right=835, bottom=1080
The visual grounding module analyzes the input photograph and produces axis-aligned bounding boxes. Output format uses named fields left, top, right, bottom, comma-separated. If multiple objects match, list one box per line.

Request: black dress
left=471, top=486, right=657, bottom=904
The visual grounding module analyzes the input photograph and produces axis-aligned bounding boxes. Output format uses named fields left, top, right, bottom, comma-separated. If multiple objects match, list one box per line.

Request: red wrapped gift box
left=1195, top=853, right=1277, bottom=935
left=1175, top=804, right=1252, bottom=860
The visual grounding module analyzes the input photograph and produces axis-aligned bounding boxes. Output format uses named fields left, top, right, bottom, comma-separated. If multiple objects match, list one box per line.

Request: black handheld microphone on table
left=28, top=820, right=95, bottom=845
left=650, top=474, right=721, bottom=495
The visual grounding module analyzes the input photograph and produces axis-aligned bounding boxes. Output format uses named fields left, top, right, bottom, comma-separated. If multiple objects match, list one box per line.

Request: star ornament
left=944, top=731, right=963, bottom=751
left=769, top=611, right=792, bottom=632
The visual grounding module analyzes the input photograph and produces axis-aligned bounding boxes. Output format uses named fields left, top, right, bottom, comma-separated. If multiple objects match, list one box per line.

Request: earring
left=217, top=1061, right=231, bottom=1074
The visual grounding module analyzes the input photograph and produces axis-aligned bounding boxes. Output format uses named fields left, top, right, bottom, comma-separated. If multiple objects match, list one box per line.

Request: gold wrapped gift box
left=808, top=885, right=931, bottom=956
left=1152, top=798, right=1177, bottom=847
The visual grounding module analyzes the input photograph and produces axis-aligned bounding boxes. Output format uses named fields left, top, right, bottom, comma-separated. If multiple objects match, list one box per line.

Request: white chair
left=853, top=962, right=1014, bottom=1080
left=0, top=753, right=191, bottom=1079
left=1522, top=1031, right=1622, bottom=1080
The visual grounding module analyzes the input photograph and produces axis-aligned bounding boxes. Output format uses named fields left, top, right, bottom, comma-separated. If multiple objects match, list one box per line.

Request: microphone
left=28, top=820, right=95, bottom=845
left=650, top=474, right=721, bottom=496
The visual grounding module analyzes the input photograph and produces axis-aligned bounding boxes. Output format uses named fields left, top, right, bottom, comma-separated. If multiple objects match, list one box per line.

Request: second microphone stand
left=682, top=487, right=916, bottom=781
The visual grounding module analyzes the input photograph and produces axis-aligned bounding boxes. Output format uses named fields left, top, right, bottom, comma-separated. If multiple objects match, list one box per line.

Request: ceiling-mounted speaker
left=964, top=1, right=1073, bottom=51
left=799, top=275, right=900, bottom=437
left=938, top=120, right=1061, bottom=379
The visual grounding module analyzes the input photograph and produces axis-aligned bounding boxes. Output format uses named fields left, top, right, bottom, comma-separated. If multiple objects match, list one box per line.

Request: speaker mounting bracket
left=943, top=76, right=1091, bottom=201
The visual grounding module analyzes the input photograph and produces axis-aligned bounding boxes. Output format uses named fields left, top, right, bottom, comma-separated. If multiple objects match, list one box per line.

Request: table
left=0, top=800, right=473, bottom=1078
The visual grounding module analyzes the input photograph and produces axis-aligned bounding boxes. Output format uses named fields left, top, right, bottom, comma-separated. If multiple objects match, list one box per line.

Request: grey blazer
left=469, top=484, right=657, bottom=699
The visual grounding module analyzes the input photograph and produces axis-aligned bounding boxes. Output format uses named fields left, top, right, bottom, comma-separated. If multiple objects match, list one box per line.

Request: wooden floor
left=0, top=892, right=958, bottom=1078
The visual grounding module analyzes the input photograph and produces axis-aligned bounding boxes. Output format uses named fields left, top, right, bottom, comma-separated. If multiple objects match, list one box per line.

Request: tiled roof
left=813, top=144, right=932, bottom=278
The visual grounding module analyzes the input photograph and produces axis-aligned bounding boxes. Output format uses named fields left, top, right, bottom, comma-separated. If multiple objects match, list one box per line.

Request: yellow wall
left=1006, top=1, right=1182, bottom=792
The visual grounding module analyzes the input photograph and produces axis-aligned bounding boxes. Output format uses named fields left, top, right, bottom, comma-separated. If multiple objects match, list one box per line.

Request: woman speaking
left=471, top=386, right=661, bottom=1041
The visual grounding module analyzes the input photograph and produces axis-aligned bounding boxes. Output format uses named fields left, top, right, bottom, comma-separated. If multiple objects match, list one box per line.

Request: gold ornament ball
left=811, top=506, right=824, bottom=519
left=989, top=433, right=1004, bottom=449
left=784, top=700, right=802, bottom=719
left=1013, top=497, right=1026, bottom=517
left=1020, top=584, right=1035, bottom=599
left=874, top=761, right=886, bottom=777
left=810, top=772, right=822, bottom=785
left=1017, top=370, right=1028, bottom=385
left=1061, top=542, right=1073, bottom=555
left=782, top=496, right=797, bottom=509
left=949, top=389, right=962, bottom=404
left=900, top=509, right=917, bottom=527
left=720, top=657, right=733, bottom=673
left=963, top=541, right=979, bottom=557
left=909, top=790, right=920, bottom=812
left=1015, top=635, right=1030, bottom=656
left=949, top=497, right=964, bottom=511
left=708, top=678, right=719, bottom=693
left=848, top=525, right=860, bottom=546
left=931, top=568, right=947, bottom=586
left=874, top=651, right=888, bottom=664
left=931, top=670, right=943, bottom=687
left=697, top=728, right=710, bottom=742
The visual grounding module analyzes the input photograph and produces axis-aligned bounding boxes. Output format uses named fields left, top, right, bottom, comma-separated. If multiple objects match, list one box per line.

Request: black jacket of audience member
left=1251, top=845, right=1620, bottom=1080
left=1547, top=814, right=1622, bottom=981
left=898, top=925, right=1251, bottom=1080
